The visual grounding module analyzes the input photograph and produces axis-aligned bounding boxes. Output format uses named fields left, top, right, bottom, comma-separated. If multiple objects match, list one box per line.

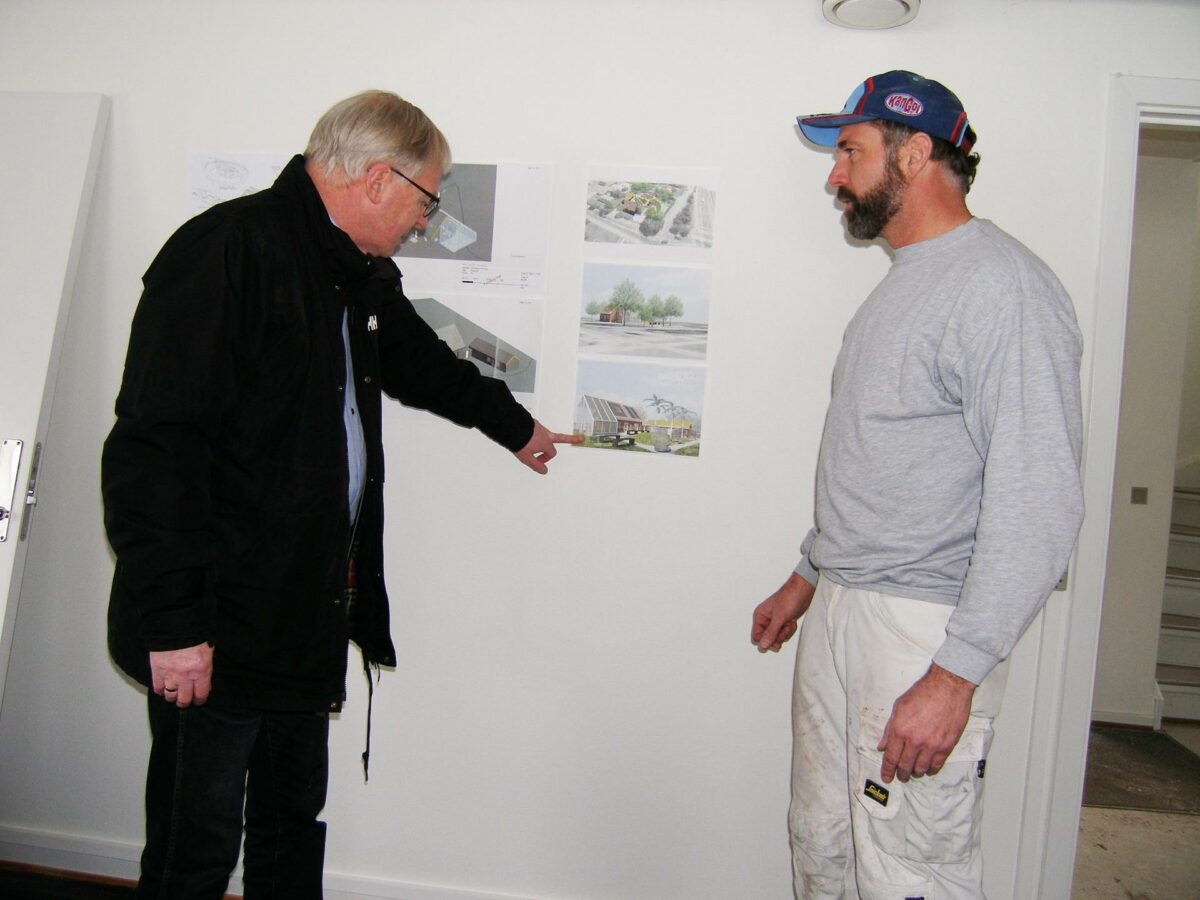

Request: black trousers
left=134, top=694, right=330, bottom=900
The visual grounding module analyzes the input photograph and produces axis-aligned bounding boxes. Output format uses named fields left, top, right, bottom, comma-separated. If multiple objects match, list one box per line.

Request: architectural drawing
left=395, top=162, right=551, bottom=297
left=573, top=359, right=704, bottom=457
left=410, top=296, right=536, bottom=395
left=187, top=153, right=288, bottom=215
left=579, top=261, right=711, bottom=361
left=396, top=163, right=497, bottom=262
left=583, top=166, right=717, bottom=259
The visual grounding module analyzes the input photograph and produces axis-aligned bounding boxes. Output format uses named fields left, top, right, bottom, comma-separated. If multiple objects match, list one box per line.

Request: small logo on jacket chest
left=367, top=315, right=378, bottom=332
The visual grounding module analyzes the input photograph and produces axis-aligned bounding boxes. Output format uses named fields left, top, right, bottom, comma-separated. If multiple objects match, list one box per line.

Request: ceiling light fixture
left=822, top=0, right=920, bottom=29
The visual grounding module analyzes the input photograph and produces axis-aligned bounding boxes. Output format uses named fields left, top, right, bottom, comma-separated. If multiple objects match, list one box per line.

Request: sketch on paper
left=583, top=174, right=716, bottom=251
left=396, top=163, right=497, bottom=262
left=573, top=359, right=704, bottom=457
left=579, top=262, right=711, bottom=361
left=410, top=297, right=536, bottom=395
left=187, top=153, right=288, bottom=215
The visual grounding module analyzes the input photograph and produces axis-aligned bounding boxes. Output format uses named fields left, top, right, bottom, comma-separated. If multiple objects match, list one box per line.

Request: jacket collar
left=273, top=154, right=397, bottom=288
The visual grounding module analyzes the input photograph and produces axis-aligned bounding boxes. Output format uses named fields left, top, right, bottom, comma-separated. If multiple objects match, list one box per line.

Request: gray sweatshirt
left=794, top=218, right=1084, bottom=685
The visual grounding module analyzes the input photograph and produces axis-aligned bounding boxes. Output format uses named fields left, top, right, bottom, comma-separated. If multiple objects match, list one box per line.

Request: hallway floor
left=4, top=727, right=1200, bottom=899
left=1072, top=721, right=1200, bottom=899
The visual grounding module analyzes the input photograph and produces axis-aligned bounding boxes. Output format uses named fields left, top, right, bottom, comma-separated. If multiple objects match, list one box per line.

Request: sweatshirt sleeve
left=932, top=293, right=1084, bottom=684
left=794, top=527, right=820, bottom=586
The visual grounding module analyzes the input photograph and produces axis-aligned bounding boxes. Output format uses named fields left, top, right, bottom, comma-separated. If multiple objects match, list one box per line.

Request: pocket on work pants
left=852, top=723, right=990, bottom=865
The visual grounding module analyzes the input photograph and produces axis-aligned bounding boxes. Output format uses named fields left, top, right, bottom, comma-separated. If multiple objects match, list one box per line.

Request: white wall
left=1092, top=153, right=1199, bottom=725
left=1177, top=168, right=1200, bottom=487
left=2, top=2, right=1200, bottom=898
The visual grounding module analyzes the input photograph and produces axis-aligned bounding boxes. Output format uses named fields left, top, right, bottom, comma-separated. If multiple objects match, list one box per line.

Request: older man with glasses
left=102, top=89, right=579, bottom=900
left=390, top=165, right=441, bottom=218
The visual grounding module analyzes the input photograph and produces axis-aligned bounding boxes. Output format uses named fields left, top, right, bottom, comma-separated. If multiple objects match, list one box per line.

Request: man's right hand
left=751, top=573, right=816, bottom=652
left=150, top=642, right=213, bottom=707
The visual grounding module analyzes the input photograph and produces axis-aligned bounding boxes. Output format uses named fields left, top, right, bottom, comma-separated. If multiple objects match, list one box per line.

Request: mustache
left=836, top=188, right=855, bottom=203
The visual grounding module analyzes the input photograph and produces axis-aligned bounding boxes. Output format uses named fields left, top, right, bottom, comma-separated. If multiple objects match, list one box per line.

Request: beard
left=837, top=160, right=906, bottom=240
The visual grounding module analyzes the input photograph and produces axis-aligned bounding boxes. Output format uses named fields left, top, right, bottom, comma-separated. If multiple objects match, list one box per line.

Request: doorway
left=1021, top=75, right=1200, bottom=900
left=1091, top=124, right=1200, bottom=731
left=1068, top=94, right=1200, bottom=899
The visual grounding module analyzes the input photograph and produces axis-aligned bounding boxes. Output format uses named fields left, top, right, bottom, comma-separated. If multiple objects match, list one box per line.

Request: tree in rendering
left=639, top=208, right=665, bottom=238
left=643, top=294, right=665, bottom=327
left=609, top=278, right=644, bottom=327
left=663, top=295, right=684, bottom=327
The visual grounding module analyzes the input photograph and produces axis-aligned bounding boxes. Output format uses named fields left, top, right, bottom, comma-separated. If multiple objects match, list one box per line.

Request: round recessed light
left=822, top=0, right=920, bottom=29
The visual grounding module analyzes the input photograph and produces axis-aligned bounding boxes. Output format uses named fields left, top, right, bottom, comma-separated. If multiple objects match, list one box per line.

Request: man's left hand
left=514, top=420, right=583, bottom=474
left=877, top=663, right=976, bottom=783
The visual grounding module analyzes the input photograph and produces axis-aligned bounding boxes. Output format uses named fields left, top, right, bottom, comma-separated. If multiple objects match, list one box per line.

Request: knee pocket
left=790, top=807, right=848, bottom=856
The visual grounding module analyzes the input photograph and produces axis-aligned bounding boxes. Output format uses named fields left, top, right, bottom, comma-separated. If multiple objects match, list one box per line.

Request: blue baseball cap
left=797, top=70, right=975, bottom=151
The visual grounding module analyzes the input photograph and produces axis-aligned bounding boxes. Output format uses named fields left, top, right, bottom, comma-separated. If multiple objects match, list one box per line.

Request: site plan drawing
left=583, top=164, right=717, bottom=264
left=187, top=153, right=288, bottom=215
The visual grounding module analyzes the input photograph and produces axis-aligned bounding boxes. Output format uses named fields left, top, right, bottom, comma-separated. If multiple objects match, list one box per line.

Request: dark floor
left=0, top=867, right=134, bottom=899
left=1082, top=724, right=1200, bottom=813
left=0, top=865, right=246, bottom=899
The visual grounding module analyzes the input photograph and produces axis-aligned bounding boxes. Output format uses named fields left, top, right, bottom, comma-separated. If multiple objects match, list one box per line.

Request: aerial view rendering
left=584, top=179, right=716, bottom=249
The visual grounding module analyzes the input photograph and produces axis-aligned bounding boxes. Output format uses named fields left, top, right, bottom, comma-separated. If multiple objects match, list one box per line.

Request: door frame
left=1019, top=74, right=1200, bottom=899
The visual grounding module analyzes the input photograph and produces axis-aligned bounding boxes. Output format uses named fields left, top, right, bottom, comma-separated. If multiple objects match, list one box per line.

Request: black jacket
left=102, top=155, right=533, bottom=711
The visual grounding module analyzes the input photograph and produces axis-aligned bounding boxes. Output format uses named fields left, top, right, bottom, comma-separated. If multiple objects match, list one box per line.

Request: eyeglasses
left=389, top=167, right=441, bottom=218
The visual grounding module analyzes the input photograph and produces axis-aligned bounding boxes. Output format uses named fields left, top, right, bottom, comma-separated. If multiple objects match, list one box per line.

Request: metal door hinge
left=19, top=442, right=42, bottom=542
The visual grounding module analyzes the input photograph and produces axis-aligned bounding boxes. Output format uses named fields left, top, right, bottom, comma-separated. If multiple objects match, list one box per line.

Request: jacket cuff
left=139, top=604, right=211, bottom=652
left=482, top=402, right=535, bottom=454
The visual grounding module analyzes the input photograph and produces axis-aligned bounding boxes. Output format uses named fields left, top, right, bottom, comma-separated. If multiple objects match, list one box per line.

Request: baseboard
left=0, top=827, right=141, bottom=882
left=0, top=825, right=542, bottom=900
left=1089, top=708, right=1160, bottom=729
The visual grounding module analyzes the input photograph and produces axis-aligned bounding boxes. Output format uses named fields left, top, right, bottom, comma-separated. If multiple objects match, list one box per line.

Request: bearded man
left=750, top=71, right=1084, bottom=899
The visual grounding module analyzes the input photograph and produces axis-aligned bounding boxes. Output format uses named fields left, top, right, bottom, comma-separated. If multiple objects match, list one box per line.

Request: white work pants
left=789, top=578, right=1008, bottom=900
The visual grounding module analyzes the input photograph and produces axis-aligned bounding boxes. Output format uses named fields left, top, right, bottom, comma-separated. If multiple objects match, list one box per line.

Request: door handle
left=1, top=439, right=22, bottom=543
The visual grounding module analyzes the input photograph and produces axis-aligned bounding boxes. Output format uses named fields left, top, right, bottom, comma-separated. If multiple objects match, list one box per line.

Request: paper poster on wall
left=583, top=164, right=718, bottom=264
left=579, top=261, right=710, bottom=362
left=396, top=162, right=553, bottom=297
left=187, top=159, right=553, bottom=304
left=574, top=164, right=717, bottom=459
left=573, top=358, right=705, bottom=458
left=187, top=153, right=288, bottom=215
left=186, top=154, right=550, bottom=414
left=405, top=293, right=542, bottom=417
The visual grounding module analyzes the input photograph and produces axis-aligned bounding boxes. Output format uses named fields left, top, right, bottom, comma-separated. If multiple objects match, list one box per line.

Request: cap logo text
left=884, top=93, right=924, bottom=117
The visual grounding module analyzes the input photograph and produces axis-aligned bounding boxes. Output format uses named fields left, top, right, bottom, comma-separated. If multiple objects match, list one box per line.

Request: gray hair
left=874, top=119, right=979, bottom=195
left=305, top=90, right=451, bottom=183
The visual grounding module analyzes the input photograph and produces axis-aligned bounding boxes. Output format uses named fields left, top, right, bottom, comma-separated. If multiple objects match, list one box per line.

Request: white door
left=0, top=92, right=108, bottom=706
